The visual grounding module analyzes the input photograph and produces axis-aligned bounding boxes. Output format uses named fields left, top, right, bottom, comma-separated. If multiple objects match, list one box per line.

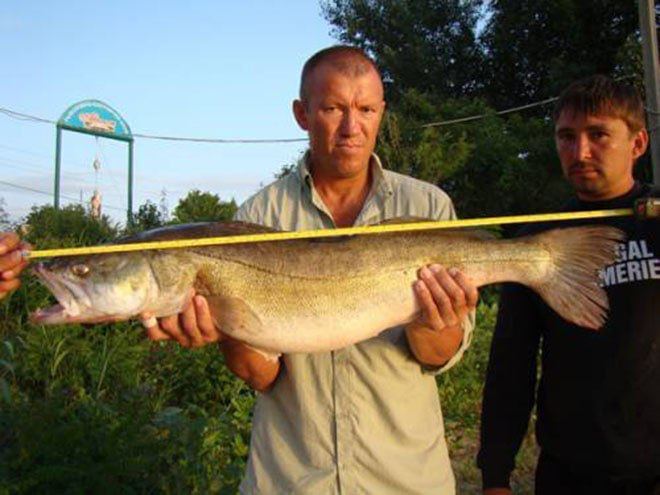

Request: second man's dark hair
left=553, top=75, right=645, bottom=133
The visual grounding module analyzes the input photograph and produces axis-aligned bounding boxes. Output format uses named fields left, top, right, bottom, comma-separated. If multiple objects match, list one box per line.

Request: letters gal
left=600, top=240, right=660, bottom=286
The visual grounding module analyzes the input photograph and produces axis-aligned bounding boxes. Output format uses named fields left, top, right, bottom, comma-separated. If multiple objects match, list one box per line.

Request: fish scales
left=30, top=221, right=625, bottom=353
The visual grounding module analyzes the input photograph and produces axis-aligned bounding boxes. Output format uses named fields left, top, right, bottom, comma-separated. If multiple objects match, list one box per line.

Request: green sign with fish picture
left=54, top=99, right=135, bottom=223
left=58, top=100, right=132, bottom=140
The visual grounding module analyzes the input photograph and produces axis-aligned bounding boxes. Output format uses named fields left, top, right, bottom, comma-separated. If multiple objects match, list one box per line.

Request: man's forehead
left=321, top=55, right=370, bottom=72
left=555, top=110, right=626, bottom=129
left=307, top=63, right=384, bottom=99
left=311, top=60, right=380, bottom=83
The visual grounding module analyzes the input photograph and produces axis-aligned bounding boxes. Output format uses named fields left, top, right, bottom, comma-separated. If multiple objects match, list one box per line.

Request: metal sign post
left=638, top=0, right=660, bottom=185
left=54, top=100, right=134, bottom=223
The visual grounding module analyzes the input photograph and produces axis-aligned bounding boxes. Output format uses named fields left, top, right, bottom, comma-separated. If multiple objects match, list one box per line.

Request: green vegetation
left=172, top=190, right=238, bottom=225
left=0, top=284, right=510, bottom=493
left=0, top=205, right=535, bottom=493
left=324, top=0, right=652, bottom=211
left=0, top=200, right=247, bottom=493
left=2, top=1, right=645, bottom=490
left=439, top=303, right=538, bottom=494
left=0, top=302, right=254, bottom=494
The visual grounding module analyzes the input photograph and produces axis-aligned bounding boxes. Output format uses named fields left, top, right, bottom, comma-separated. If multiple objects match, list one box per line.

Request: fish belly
left=217, top=266, right=421, bottom=353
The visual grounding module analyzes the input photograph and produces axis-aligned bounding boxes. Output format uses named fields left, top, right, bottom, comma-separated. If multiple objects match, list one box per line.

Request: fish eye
left=71, top=264, right=90, bottom=278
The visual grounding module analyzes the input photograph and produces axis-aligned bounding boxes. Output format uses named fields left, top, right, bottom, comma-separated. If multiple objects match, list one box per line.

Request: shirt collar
left=564, top=181, right=647, bottom=211
left=296, top=151, right=393, bottom=200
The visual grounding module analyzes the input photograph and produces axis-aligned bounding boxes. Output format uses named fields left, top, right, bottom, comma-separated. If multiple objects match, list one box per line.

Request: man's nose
left=339, top=109, right=359, bottom=135
left=572, top=134, right=592, bottom=161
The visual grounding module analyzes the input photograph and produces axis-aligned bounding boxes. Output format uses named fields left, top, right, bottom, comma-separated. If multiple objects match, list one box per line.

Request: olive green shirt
left=235, top=154, right=474, bottom=495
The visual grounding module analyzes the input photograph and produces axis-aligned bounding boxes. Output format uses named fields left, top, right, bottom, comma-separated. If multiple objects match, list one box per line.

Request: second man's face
left=554, top=110, right=648, bottom=201
left=294, top=64, right=385, bottom=181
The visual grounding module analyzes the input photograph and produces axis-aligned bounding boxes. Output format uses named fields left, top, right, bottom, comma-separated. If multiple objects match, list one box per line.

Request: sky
left=0, top=1, right=337, bottom=225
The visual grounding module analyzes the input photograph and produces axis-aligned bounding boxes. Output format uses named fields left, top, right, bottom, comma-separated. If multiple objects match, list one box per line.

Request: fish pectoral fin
left=205, top=296, right=278, bottom=358
left=204, top=295, right=264, bottom=341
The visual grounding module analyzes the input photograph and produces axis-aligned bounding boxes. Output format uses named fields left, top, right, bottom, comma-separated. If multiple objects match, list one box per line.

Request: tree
left=482, top=0, right=641, bottom=108
left=0, top=198, right=9, bottom=231
left=22, top=204, right=118, bottom=249
left=172, top=190, right=238, bottom=224
left=126, top=200, right=166, bottom=234
left=322, top=0, right=642, bottom=219
left=376, top=90, right=568, bottom=220
left=322, top=0, right=486, bottom=102
left=377, top=91, right=473, bottom=186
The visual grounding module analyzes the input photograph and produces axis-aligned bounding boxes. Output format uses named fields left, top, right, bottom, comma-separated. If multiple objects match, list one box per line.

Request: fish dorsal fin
left=374, top=216, right=432, bottom=226
left=117, top=221, right=281, bottom=244
left=307, top=217, right=433, bottom=244
left=373, top=216, right=496, bottom=240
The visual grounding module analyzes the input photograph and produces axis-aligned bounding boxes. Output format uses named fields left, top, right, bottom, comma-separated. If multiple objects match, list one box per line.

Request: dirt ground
left=447, top=421, right=539, bottom=495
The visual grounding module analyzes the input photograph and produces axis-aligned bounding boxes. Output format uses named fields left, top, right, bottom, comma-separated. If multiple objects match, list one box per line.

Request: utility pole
left=638, top=0, right=660, bottom=185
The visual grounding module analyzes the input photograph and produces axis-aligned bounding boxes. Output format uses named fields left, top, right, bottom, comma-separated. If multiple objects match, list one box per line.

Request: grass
left=0, top=276, right=539, bottom=494
left=439, top=301, right=538, bottom=494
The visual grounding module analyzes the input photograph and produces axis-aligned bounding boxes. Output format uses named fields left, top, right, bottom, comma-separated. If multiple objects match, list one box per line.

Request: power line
left=132, top=132, right=307, bottom=144
left=0, top=155, right=89, bottom=178
left=0, top=179, right=126, bottom=212
left=0, top=107, right=53, bottom=124
left=0, top=143, right=55, bottom=158
left=3, top=98, right=659, bottom=141
left=0, top=146, right=165, bottom=200
left=0, top=105, right=306, bottom=143
left=421, top=97, right=558, bottom=128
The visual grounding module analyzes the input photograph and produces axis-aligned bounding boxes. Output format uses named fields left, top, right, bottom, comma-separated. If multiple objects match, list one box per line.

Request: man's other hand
left=142, top=290, right=222, bottom=348
left=406, top=264, right=478, bottom=366
left=0, top=232, right=30, bottom=300
left=142, top=290, right=281, bottom=391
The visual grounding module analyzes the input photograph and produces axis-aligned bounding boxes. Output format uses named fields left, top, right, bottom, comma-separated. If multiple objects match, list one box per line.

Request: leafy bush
left=0, top=204, right=530, bottom=493
left=172, top=191, right=237, bottom=224
left=21, top=204, right=118, bottom=249
left=0, top=206, right=254, bottom=493
left=0, top=318, right=254, bottom=494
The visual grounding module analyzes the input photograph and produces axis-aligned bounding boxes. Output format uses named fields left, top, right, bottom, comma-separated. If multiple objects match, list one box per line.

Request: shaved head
left=299, top=45, right=383, bottom=104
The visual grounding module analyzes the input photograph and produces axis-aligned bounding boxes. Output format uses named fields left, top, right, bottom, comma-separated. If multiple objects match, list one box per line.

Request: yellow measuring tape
left=25, top=208, right=632, bottom=260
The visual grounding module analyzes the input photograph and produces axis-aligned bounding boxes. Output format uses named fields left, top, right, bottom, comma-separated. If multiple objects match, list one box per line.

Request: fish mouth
left=30, top=264, right=95, bottom=325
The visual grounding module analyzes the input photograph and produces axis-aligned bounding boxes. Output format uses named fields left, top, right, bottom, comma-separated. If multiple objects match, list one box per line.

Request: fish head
left=30, top=252, right=161, bottom=325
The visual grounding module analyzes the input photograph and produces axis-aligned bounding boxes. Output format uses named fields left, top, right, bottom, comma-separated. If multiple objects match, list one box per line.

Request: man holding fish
left=145, top=46, right=479, bottom=494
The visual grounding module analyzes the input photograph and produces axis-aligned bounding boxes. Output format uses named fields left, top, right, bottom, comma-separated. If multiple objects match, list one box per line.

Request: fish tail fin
left=529, top=226, right=625, bottom=330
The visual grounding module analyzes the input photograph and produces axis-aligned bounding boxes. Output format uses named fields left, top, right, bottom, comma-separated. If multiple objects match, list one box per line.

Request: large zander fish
left=30, top=222, right=624, bottom=353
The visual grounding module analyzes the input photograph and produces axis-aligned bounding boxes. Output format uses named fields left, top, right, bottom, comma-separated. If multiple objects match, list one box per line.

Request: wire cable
left=2, top=97, right=658, bottom=140
left=421, top=97, right=559, bottom=128
left=131, top=132, right=307, bottom=143
left=0, top=179, right=126, bottom=212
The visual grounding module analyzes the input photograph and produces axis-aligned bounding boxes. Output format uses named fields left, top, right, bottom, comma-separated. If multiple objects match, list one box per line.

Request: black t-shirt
left=479, top=183, right=660, bottom=486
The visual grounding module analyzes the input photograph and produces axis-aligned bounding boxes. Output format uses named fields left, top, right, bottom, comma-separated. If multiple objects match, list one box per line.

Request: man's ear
left=632, top=128, right=649, bottom=160
left=292, top=100, right=308, bottom=131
